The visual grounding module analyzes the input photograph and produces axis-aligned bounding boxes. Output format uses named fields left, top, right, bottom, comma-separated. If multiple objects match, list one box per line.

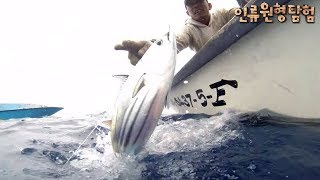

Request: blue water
left=0, top=110, right=319, bottom=179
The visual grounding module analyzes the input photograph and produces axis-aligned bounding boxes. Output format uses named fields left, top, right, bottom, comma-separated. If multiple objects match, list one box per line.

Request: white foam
left=146, top=110, right=242, bottom=154
left=70, top=127, right=146, bottom=179
left=70, top=110, right=242, bottom=178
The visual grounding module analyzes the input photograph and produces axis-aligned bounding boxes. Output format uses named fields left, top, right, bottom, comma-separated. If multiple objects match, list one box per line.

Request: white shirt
left=176, top=8, right=235, bottom=53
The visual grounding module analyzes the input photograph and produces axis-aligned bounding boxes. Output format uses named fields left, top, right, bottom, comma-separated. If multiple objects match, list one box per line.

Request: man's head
left=184, top=0, right=212, bottom=23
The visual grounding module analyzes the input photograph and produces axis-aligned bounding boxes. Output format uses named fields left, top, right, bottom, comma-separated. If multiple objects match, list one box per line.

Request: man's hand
left=114, top=40, right=152, bottom=66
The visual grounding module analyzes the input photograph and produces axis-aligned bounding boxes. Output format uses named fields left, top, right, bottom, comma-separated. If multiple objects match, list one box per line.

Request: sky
left=0, top=0, right=239, bottom=116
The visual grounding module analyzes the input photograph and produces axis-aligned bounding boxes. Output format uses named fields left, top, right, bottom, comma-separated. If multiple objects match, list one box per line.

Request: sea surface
left=0, top=110, right=320, bottom=180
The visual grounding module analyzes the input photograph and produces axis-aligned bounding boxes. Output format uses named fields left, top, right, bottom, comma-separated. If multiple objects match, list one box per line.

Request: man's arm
left=175, top=26, right=193, bottom=53
left=215, top=8, right=237, bottom=25
left=114, top=27, right=192, bottom=65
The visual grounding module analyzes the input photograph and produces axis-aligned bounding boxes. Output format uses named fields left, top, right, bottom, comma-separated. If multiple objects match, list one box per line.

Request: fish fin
left=165, top=92, right=171, bottom=109
left=132, top=73, right=146, bottom=98
left=102, top=120, right=112, bottom=129
left=112, top=74, right=129, bottom=92
left=112, top=74, right=129, bottom=79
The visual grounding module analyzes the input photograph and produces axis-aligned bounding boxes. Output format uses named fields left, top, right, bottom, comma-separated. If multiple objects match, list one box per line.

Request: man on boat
left=114, top=0, right=237, bottom=65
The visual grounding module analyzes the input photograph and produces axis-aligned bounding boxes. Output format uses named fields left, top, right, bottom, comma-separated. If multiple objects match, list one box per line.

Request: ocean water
left=0, top=110, right=320, bottom=180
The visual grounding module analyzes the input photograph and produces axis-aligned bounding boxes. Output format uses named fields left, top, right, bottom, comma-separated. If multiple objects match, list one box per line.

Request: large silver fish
left=110, top=28, right=177, bottom=156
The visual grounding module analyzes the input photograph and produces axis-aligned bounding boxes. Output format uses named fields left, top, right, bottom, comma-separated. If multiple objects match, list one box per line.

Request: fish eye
left=156, top=40, right=163, bottom=46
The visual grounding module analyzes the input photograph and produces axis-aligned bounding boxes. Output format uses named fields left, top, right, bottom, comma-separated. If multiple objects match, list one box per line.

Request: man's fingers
left=114, top=40, right=139, bottom=51
left=128, top=52, right=140, bottom=66
left=114, top=40, right=152, bottom=66
left=114, top=44, right=127, bottom=50
left=122, top=40, right=145, bottom=51
left=138, top=42, right=152, bottom=57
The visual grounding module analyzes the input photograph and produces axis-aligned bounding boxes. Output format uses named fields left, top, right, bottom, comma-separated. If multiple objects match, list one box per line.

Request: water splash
left=68, top=123, right=146, bottom=179
left=68, top=110, right=243, bottom=179
left=146, top=110, right=242, bottom=154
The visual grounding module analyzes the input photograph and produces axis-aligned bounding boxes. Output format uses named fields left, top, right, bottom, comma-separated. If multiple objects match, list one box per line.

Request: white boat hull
left=168, top=0, right=320, bottom=119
